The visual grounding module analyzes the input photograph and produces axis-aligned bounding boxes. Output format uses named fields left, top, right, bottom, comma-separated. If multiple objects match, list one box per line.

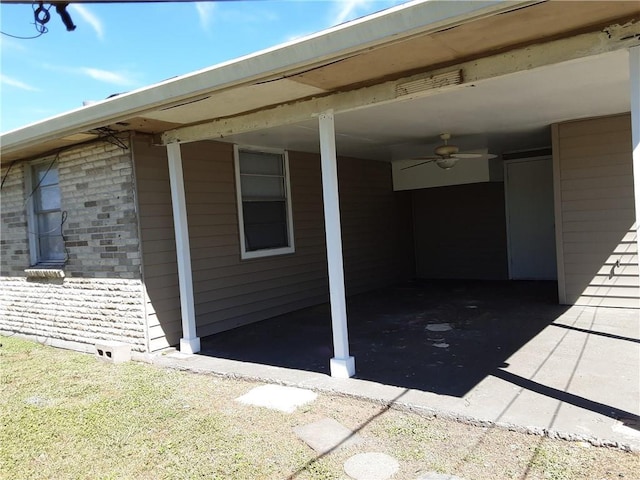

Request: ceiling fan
left=402, top=133, right=496, bottom=170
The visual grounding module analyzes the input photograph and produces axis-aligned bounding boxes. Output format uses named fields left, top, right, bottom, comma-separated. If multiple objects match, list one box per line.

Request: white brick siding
left=0, top=138, right=147, bottom=352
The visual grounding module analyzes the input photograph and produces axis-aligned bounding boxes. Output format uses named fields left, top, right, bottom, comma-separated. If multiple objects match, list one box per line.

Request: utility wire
left=1, top=2, right=50, bottom=39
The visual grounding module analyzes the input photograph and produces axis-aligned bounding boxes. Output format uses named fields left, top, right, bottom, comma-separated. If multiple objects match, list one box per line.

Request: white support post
left=318, top=110, right=355, bottom=378
left=166, top=143, right=200, bottom=354
left=630, top=46, right=640, bottom=294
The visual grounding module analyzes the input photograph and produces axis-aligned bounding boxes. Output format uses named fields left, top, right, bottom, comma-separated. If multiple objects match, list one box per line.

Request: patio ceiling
left=216, top=49, right=631, bottom=161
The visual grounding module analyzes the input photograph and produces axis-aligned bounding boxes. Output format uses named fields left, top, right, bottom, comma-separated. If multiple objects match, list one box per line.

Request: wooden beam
left=161, top=21, right=640, bottom=146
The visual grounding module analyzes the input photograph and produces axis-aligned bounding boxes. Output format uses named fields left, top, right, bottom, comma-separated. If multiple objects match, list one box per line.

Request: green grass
left=1, top=336, right=638, bottom=480
left=0, top=337, right=306, bottom=479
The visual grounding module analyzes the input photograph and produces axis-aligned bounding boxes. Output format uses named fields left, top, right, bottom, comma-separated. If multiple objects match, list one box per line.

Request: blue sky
left=0, top=0, right=410, bottom=133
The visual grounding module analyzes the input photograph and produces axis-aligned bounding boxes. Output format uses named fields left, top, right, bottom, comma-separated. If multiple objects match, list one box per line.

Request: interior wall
left=553, top=113, right=639, bottom=308
left=413, top=182, right=508, bottom=280
left=134, top=137, right=413, bottom=350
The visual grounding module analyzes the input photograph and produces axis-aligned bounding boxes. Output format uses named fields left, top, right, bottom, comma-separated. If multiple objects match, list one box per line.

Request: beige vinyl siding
left=133, top=136, right=181, bottom=351
left=134, top=138, right=411, bottom=350
left=554, top=114, right=639, bottom=308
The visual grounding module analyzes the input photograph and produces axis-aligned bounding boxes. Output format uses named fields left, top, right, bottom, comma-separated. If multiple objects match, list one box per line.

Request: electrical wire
left=61, top=210, right=70, bottom=264
left=91, top=128, right=130, bottom=151
left=0, top=2, right=50, bottom=40
left=0, top=30, right=46, bottom=40
left=0, top=161, right=15, bottom=190
left=22, top=152, right=59, bottom=210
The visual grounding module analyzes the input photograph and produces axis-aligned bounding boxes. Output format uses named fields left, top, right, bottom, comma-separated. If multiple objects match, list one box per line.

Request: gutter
left=0, top=0, right=541, bottom=157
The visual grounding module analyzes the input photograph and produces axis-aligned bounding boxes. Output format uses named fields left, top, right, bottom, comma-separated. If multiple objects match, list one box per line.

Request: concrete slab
left=235, top=384, right=317, bottom=413
left=152, top=281, right=640, bottom=450
left=343, top=452, right=399, bottom=480
left=294, top=417, right=364, bottom=454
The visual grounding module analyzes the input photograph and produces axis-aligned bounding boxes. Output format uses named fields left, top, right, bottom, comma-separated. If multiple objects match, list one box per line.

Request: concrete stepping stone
left=294, top=417, right=363, bottom=454
left=235, top=384, right=317, bottom=413
left=426, top=323, right=452, bottom=332
left=417, top=473, right=465, bottom=480
left=344, top=452, right=399, bottom=480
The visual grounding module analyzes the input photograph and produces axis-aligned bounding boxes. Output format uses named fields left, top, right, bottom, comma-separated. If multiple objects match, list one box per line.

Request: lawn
left=1, top=335, right=637, bottom=479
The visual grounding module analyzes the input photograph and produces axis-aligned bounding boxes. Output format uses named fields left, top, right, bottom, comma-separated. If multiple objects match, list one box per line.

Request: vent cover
left=396, top=70, right=462, bottom=98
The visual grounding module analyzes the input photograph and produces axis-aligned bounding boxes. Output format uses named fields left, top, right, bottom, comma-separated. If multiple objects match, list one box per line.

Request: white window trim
left=233, top=144, right=295, bottom=260
left=25, top=158, right=64, bottom=268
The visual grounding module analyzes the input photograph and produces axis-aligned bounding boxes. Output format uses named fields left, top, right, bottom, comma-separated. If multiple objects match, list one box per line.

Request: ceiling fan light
left=435, top=157, right=458, bottom=169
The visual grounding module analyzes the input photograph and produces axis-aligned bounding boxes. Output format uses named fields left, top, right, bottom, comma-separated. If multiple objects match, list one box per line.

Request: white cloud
left=79, top=68, right=134, bottom=86
left=70, top=4, right=104, bottom=40
left=196, top=2, right=216, bottom=30
left=39, top=62, right=138, bottom=86
left=0, top=37, right=28, bottom=53
left=0, top=74, right=39, bottom=91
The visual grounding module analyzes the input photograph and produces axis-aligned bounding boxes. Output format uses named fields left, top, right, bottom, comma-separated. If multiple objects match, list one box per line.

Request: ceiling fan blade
left=401, top=159, right=435, bottom=170
left=453, top=153, right=498, bottom=159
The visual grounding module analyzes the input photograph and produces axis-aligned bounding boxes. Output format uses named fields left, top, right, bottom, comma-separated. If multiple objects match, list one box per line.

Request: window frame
left=25, top=159, right=65, bottom=267
left=233, top=145, right=295, bottom=260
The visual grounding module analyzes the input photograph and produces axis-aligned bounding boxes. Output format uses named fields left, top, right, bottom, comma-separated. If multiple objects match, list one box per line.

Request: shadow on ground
left=201, top=279, right=567, bottom=397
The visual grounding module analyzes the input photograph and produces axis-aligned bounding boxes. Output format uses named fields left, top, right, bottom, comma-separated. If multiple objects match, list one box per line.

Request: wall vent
left=396, top=70, right=462, bottom=98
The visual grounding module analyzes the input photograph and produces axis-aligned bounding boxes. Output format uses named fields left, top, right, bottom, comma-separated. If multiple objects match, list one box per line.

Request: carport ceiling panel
left=140, top=79, right=327, bottom=125
left=327, top=50, right=630, bottom=151
left=290, top=1, right=640, bottom=91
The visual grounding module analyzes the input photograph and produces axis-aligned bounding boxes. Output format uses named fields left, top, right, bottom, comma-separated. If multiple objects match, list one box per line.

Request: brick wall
left=0, top=139, right=147, bottom=352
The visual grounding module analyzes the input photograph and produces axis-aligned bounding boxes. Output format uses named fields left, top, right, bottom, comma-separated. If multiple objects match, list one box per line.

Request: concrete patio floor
left=155, top=280, right=640, bottom=450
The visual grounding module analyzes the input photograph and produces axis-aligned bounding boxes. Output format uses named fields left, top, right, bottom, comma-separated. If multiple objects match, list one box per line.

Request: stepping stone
left=344, top=452, right=399, bottom=480
left=417, top=473, right=466, bottom=480
left=236, top=384, right=317, bottom=413
left=426, top=323, right=452, bottom=332
left=294, top=417, right=363, bottom=454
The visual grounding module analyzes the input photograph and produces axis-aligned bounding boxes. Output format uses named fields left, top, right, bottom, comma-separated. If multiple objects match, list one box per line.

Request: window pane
left=241, top=175, right=284, bottom=199
left=39, top=235, right=66, bottom=261
left=239, top=151, right=283, bottom=175
left=243, top=201, right=288, bottom=251
left=37, top=185, right=61, bottom=211
left=35, top=165, right=59, bottom=186
left=37, top=212, right=65, bottom=261
left=38, top=212, right=62, bottom=237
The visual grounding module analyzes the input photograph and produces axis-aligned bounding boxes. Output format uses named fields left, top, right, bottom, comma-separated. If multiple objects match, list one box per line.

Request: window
left=234, top=146, right=295, bottom=259
left=27, top=161, right=65, bottom=265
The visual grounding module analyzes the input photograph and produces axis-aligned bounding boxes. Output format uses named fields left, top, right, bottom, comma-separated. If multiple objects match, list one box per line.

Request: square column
left=318, top=110, right=355, bottom=378
left=166, top=143, right=200, bottom=354
left=630, top=46, right=640, bottom=289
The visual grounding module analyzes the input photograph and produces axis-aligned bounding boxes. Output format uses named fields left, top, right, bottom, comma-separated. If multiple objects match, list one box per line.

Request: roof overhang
left=1, top=0, right=639, bottom=163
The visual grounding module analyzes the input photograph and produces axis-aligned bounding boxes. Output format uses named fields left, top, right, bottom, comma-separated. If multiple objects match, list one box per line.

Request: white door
left=505, top=157, right=557, bottom=280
